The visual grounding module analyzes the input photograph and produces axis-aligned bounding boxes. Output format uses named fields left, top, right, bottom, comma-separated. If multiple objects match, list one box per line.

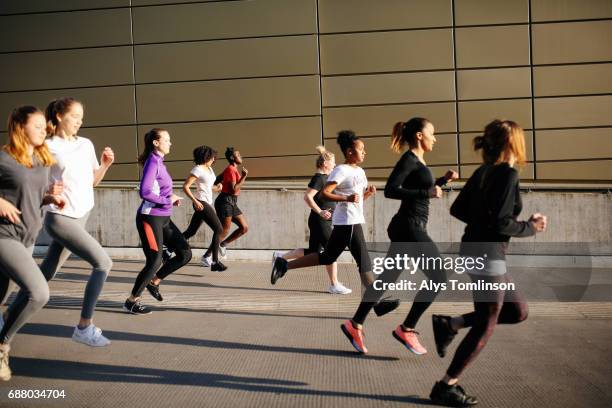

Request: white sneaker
left=200, top=254, right=213, bottom=267
left=0, top=349, right=11, bottom=381
left=272, top=251, right=284, bottom=266
left=72, top=324, right=111, bottom=347
left=328, top=282, right=352, bottom=295
left=219, top=245, right=227, bottom=259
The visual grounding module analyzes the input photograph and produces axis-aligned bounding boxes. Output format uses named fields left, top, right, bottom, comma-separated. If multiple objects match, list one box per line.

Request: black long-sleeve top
left=450, top=163, right=535, bottom=259
left=384, top=150, right=447, bottom=224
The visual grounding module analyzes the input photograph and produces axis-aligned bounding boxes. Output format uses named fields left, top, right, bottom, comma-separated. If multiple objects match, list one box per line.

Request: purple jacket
left=138, top=152, right=173, bottom=216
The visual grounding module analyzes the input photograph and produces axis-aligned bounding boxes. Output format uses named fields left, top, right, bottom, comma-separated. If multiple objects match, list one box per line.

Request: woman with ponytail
left=429, top=120, right=547, bottom=406
left=0, top=106, right=64, bottom=379
left=345, top=118, right=458, bottom=355
left=124, top=128, right=192, bottom=314
left=271, top=146, right=351, bottom=295
left=36, top=97, right=114, bottom=347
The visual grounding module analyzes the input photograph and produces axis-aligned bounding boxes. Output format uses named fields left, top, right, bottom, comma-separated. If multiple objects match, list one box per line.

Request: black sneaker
left=270, top=257, right=288, bottom=285
left=123, top=299, right=152, bottom=315
left=432, top=314, right=457, bottom=358
left=373, top=298, right=401, bottom=316
left=430, top=381, right=478, bottom=407
left=146, top=283, right=163, bottom=302
left=211, top=261, right=228, bottom=272
left=162, top=249, right=173, bottom=263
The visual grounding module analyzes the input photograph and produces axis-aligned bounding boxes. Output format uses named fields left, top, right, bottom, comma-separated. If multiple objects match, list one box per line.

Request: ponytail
left=315, top=145, right=334, bottom=169
left=138, top=128, right=165, bottom=165
left=390, top=117, right=430, bottom=153
left=45, top=97, right=81, bottom=136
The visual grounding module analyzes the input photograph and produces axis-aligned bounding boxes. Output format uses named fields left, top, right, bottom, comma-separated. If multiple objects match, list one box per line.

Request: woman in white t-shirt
left=271, top=131, right=386, bottom=290
left=178, top=145, right=225, bottom=271
left=38, top=97, right=114, bottom=347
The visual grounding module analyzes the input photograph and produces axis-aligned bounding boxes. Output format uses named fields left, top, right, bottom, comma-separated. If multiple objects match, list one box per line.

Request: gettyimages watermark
left=359, top=242, right=609, bottom=303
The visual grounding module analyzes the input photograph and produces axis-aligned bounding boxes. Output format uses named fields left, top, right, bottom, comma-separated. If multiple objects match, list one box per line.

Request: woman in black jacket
left=429, top=119, right=547, bottom=407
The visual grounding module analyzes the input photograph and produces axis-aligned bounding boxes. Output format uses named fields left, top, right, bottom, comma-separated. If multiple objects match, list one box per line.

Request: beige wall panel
left=137, top=117, right=322, bottom=161
left=537, top=160, right=612, bottom=180
left=136, top=76, right=320, bottom=124
left=455, top=0, right=528, bottom=25
left=458, top=68, right=531, bottom=100
left=536, top=128, right=612, bottom=161
left=461, top=163, right=534, bottom=179
left=456, top=25, right=530, bottom=68
left=0, top=9, right=131, bottom=52
left=0, top=47, right=133, bottom=92
left=0, top=1, right=129, bottom=14
left=533, top=21, right=612, bottom=64
left=320, top=29, right=453, bottom=75
left=323, top=71, right=455, bottom=107
left=194, top=155, right=317, bottom=179
left=362, top=165, right=450, bottom=180
left=0, top=132, right=6, bottom=145
left=132, top=0, right=317, bottom=44
left=135, top=35, right=318, bottom=83
left=85, top=126, right=138, bottom=164
left=133, top=0, right=221, bottom=5
left=458, top=99, right=532, bottom=132
left=318, top=0, right=451, bottom=33
left=535, top=96, right=612, bottom=128
left=532, top=0, right=612, bottom=22
left=325, top=134, right=457, bottom=169
left=0, top=86, right=136, bottom=131
left=460, top=131, right=534, bottom=163
left=323, top=103, right=457, bottom=137
left=102, top=163, right=140, bottom=181
left=534, top=64, right=612, bottom=96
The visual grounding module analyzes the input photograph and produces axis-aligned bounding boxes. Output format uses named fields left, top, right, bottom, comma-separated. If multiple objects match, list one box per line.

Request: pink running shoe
left=392, top=325, right=427, bottom=355
left=341, top=320, right=368, bottom=354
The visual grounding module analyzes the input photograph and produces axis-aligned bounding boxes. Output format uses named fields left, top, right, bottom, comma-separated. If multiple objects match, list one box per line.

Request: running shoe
left=328, top=282, right=352, bottom=295
left=146, top=283, right=163, bottom=302
left=392, top=325, right=427, bottom=355
left=211, top=261, right=228, bottom=272
left=123, top=299, right=152, bottom=315
left=271, top=250, right=283, bottom=266
left=432, top=314, right=457, bottom=358
left=72, top=324, right=111, bottom=347
left=0, top=349, right=11, bottom=381
left=201, top=254, right=213, bottom=267
left=430, top=381, right=478, bottom=407
left=340, top=320, right=368, bottom=354
left=162, top=249, right=173, bottom=263
left=219, top=245, right=227, bottom=259
left=270, top=257, right=288, bottom=284
left=373, top=298, right=400, bottom=316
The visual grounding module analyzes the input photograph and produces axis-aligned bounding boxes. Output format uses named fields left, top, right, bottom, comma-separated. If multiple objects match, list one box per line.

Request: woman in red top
left=214, top=147, right=248, bottom=258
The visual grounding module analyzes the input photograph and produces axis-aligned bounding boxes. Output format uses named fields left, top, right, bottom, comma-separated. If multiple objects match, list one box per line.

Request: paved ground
left=0, top=259, right=611, bottom=408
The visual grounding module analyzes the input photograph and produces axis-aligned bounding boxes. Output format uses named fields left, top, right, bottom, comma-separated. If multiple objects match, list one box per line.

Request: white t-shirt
left=327, top=164, right=368, bottom=225
left=190, top=165, right=216, bottom=204
left=46, top=136, right=100, bottom=218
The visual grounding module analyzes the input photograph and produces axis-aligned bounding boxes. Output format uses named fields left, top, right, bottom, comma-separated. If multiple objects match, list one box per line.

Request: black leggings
left=447, top=273, right=528, bottom=378
left=183, top=200, right=223, bottom=263
left=131, top=214, right=192, bottom=297
left=319, top=224, right=371, bottom=274
left=352, top=215, right=446, bottom=327
left=305, top=212, right=332, bottom=255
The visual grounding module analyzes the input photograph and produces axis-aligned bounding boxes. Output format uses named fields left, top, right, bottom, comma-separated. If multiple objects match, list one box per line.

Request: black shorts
left=214, top=192, right=242, bottom=219
left=305, top=211, right=332, bottom=255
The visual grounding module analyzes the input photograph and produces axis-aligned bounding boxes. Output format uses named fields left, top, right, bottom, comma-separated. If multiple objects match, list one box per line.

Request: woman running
left=214, top=147, right=249, bottom=258
left=124, top=128, right=192, bottom=314
left=0, top=106, right=65, bottom=380
left=429, top=119, right=547, bottom=406
left=181, top=145, right=226, bottom=272
left=271, top=131, right=397, bottom=329
left=32, top=98, right=114, bottom=347
left=345, top=118, right=458, bottom=355
left=272, top=146, right=352, bottom=295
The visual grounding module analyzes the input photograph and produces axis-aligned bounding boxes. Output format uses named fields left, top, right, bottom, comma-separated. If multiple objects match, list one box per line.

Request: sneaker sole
left=72, top=336, right=111, bottom=347
left=340, top=324, right=366, bottom=354
left=122, top=305, right=152, bottom=315
left=392, top=330, right=426, bottom=355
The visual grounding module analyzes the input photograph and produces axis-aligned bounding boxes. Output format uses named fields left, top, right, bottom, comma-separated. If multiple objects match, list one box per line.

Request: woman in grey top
left=0, top=106, right=64, bottom=381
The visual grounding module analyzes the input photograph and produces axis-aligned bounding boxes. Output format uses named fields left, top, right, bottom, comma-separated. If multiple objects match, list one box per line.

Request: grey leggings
left=37, top=212, right=112, bottom=320
left=0, top=240, right=49, bottom=344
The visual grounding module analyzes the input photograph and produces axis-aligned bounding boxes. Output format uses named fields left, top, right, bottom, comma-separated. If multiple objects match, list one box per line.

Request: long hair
left=390, top=117, right=430, bottom=153
left=315, top=145, right=334, bottom=169
left=45, top=97, right=81, bottom=136
left=138, top=128, right=166, bottom=165
left=4, top=106, right=55, bottom=167
left=473, top=119, right=527, bottom=167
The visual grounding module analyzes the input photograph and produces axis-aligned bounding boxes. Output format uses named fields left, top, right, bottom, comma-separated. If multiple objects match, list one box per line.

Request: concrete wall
left=37, top=188, right=612, bottom=255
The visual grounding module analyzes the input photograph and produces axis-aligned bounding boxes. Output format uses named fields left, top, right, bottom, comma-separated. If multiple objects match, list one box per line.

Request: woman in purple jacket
left=124, top=128, right=192, bottom=315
